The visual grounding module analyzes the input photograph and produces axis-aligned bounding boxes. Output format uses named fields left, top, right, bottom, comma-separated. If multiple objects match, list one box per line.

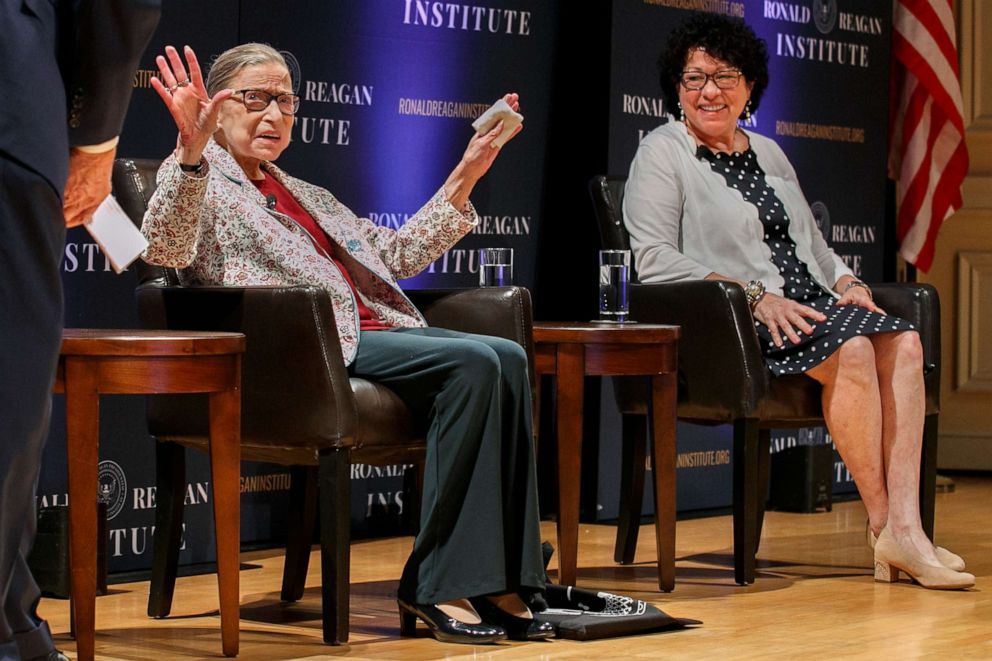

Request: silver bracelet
left=744, top=280, right=766, bottom=310
left=843, top=280, right=873, bottom=300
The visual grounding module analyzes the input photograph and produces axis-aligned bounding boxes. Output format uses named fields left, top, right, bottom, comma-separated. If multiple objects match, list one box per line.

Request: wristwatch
left=178, top=159, right=204, bottom=175
left=744, top=280, right=766, bottom=310
left=844, top=280, right=873, bottom=300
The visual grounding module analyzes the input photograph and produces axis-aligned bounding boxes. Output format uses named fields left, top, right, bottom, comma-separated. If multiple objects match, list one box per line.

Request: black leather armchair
left=589, top=175, right=941, bottom=585
left=112, top=158, right=536, bottom=643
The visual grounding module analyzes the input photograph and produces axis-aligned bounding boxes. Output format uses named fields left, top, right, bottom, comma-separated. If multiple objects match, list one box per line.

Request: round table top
left=60, top=329, right=246, bottom=356
left=532, top=321, right=680, bottom=344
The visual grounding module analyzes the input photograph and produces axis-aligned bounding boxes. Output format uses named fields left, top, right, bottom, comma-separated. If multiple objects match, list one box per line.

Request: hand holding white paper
left=84, top=194, right=149, bottom=273
left=472, top=98, right=524, bottom=148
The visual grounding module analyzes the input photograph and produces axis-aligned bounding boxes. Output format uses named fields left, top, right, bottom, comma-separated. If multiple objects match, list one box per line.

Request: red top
left=251, top=173, right=392, bottom=331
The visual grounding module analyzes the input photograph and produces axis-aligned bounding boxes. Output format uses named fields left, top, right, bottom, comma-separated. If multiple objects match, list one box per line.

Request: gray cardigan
left=623, top=119, right=853, bottom=296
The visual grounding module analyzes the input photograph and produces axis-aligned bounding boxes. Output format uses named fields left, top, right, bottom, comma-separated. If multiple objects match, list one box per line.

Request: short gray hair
left=205, top=43, right=288, bottom=96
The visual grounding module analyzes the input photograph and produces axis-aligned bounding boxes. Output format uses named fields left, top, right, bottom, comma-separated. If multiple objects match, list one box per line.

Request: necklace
left=684, top=121, right=749, bottom=154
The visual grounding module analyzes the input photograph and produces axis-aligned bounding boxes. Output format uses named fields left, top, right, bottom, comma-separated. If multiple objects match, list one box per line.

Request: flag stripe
left=897, top=97, right=936, bottom=245
left=892, top=16, right=964, bottom=132
left=895, top=83, right=930, bottom=210
left=904, top=142, right=967, bottom=270
left=903, top=0, right=957, bottom=47
left=898, top=0, right=959, bottom=73
left=916, top=142, right=968, bottom=271
left=889, top=0, right=968, bottom=273
left=914, top=144, right=968, bottom=270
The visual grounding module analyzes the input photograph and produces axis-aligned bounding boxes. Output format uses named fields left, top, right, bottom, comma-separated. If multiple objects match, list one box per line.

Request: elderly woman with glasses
left=141, top=43, right=554, bottom=644
left=623, top=13, right=973, bottom=590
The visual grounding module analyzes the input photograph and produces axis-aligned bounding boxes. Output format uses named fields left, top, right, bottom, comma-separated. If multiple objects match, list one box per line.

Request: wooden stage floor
left=40, top=475, right=991, bottom=659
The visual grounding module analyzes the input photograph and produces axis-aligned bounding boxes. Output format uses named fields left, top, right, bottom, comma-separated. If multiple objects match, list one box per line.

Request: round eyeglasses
left=232, top=89, right=301, bottom=116
left=679, top=70, right=742, bottom=91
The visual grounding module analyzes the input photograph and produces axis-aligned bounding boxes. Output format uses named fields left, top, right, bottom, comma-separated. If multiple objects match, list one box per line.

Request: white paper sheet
left=84, top=194, right=148, bottom=274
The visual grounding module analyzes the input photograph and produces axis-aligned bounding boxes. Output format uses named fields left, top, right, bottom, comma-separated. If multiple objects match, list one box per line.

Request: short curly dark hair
left=657, top=13, right=769, bottom=117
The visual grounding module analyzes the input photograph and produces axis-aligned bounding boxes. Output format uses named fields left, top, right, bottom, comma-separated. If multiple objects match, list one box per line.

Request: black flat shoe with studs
left=470, top=596, right=556, bottom=641
left=398, top=598, right=507, bottom=644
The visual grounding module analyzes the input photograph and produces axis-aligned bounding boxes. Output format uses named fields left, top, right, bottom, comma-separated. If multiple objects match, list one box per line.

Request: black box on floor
left=27, top=504, right=108, bottom=599
left=768, top=444, right=833, bottom=513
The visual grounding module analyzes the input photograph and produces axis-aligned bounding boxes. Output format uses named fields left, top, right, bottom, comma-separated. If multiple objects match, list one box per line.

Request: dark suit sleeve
left=67, top=0, right=161, bottom=147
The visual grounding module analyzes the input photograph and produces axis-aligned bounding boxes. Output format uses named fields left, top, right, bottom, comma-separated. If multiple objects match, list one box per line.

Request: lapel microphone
left=266, top=193, right=277, bottom=210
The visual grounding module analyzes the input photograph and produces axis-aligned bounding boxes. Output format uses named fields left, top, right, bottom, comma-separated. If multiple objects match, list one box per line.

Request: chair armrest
left=409, top=286, right=536, bottom=389
left=136, top=284, right=358, bottom=448
left=409, top=286, right=534, bottom=351
left=872, top=283, right=940, bottom=370
left=872, top=282, right=941, bottom=409
left=628, top=280, right=768, bottom=420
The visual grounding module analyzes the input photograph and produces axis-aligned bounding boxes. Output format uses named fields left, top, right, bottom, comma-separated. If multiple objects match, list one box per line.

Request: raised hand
left=150, top=45, right=233, bottom=165
left=443, top=93, right=522, bottom=210
left=753, top=292, right=827, bottom=347
left=460, top=93, right=523, bottom=181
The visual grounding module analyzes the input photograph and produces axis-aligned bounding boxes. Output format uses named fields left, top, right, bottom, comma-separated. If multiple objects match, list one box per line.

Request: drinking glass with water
left=598, top=249, right=630, bottom=322
left=478, top=247, right=513, bottom=287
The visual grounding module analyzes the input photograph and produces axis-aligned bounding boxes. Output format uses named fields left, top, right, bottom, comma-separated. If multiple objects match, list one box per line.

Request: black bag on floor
left=530, top=542, right=701, bottom=640
left=534, top=584, right=699, bottom=640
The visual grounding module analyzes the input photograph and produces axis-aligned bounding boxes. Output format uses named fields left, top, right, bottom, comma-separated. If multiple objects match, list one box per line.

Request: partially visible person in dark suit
left=0, top=2, right=160, bottom=659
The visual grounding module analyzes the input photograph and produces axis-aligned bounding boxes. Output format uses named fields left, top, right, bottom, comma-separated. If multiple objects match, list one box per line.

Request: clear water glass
left=599, top=249, right=630, bottom=322
left=478, top=248, right=513, bottom=287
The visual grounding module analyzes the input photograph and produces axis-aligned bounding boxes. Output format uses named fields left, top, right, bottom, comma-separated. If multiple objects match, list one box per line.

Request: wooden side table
left=52, top=330, right=245, bottom=660
left=533, top=322, right=679, bottom=591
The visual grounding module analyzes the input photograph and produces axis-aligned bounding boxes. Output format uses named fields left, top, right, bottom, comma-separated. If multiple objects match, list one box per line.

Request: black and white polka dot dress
left=698, top=146, right=915, bottom=377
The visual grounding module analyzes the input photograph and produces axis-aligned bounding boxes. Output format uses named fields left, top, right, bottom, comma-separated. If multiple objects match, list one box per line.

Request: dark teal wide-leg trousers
left=351, top=327, right=545, bottom=604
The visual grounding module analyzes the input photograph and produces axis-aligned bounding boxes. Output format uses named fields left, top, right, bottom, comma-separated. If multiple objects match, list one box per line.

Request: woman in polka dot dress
left=623, top=13, right=972, bottom=589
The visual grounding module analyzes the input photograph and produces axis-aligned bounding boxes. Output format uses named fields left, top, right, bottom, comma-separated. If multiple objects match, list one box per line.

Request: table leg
left=209, top=380, right=241, bottom=657
left=650, top=373, right=677, bottom=592
left=554, top=343, right=584, bottom=587
left=64, top=358, right=99, bottom=661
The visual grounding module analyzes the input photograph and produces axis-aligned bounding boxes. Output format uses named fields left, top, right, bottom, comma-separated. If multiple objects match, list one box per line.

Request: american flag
left=888, top=0, right=969, bottom=273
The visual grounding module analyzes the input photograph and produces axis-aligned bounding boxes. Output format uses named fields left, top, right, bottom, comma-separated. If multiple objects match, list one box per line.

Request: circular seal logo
left=798, top=427, right=826, bottom=446
left=811, top=200, right=831, bottom=240
left=279, top=50, right=302, bottom=94
left=97, top=460, right=127, bottom=520
left=813, top=0, right=838, bottom=34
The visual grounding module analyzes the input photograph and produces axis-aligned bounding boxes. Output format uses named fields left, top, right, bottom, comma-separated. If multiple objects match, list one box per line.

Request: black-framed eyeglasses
left=679, top=69, right=743, bottom=91
left=232, top=89, right=301, bottom=115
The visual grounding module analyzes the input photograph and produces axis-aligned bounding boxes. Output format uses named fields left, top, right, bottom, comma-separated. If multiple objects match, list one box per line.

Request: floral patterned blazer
left=141, top=140, right=478, bottom=365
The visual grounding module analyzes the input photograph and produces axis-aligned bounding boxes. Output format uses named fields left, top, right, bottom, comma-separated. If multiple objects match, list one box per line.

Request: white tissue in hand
left=471, top=98, right=523, bottom=148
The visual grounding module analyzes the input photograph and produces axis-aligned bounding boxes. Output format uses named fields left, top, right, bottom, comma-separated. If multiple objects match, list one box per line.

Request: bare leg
left=807, top=337, right=889, bottom=533
left=869, top=331, right=938, bottom=562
